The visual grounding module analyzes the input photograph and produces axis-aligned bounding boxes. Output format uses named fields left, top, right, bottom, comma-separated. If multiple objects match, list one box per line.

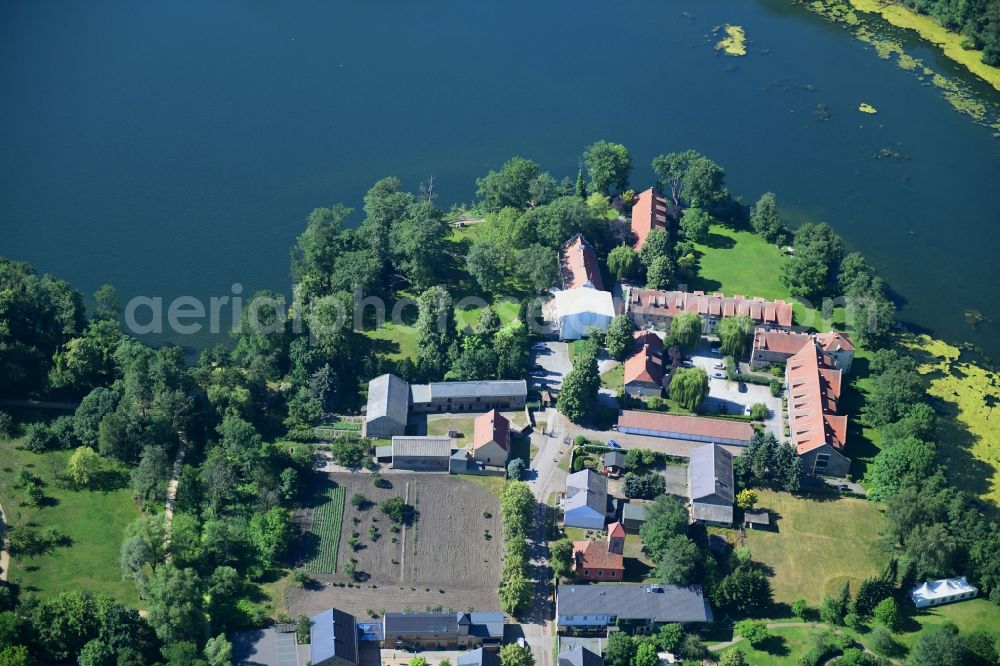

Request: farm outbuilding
left=616, top=411, right=753, bottom=447
left=310, top=608, right=360, bottom=666
left=390, top=436, right=453, bottom=472
left=622, top=502, right=647, bottom=532
left=688, top=443, right=735, bottom=526
left=364, top=373, right=410, bottom=438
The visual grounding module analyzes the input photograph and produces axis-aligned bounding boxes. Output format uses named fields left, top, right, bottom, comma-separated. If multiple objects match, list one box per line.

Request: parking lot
left=688, top=339, right=784, bottom=439
left=529, top=340, right=572, bottom=392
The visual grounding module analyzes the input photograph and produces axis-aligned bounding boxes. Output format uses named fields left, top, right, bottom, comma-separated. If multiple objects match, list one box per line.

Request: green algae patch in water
left=715, top=25, right=747, bottom=56
left=858, top=102, right=878, bottom=113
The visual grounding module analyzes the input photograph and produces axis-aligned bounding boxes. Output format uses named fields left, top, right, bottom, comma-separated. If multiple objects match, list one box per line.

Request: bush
left=350, top=493, right=368, bottom=509
left=770, top=379, right=782, bottom=397
left=0, top=411, right=14, bottom=439
left=23, top=422, right=56, bottom=452
left=734, top=619, right=770, bottom=647
left=623, top=472, right=666, bottom=499
left=749, top=403, right=768, bottom=420
left=380, top=497, right=408, bottom=523
left=508, top=458, right=525, bottom=480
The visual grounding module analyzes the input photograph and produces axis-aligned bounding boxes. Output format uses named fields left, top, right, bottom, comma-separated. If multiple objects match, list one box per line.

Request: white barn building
left=910, top=577, right=978, bottom=608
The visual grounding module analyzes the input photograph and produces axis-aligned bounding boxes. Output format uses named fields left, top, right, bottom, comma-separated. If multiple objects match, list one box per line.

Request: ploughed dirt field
left=288, top=472, right=503, bottom=618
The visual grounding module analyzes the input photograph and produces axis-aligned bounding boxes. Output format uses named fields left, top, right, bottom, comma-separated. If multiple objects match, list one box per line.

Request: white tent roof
left=553, top=288, right=615, bottom=319
left=910, top=576, right=977, bottom=602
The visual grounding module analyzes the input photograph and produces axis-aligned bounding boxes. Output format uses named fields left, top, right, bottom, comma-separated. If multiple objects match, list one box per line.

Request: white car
left=713, top=362, right=725, bottom=369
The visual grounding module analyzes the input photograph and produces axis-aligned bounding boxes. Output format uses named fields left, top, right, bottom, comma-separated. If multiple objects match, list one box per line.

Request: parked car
left=738, top=382, right=748, bottom=393
left=710, top=346, right=722, bottom=354
left=713, top=362, right=725, bottom=369
left=712, top=371, right=725, bottom=379
left=531, top=364, right=544, bottom=371
left=532, top=342, right=546, bottom=350
left=838, top=484, right=851, bottom=491
left=680, top=360, right=694, bottom=368
left=607, top=439, right=621, bottom=449
left=530, top=369, right=546, bottom=376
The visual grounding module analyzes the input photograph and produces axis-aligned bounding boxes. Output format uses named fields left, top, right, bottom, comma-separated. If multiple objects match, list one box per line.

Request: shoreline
left=846, top=0, right=1000, bottom=92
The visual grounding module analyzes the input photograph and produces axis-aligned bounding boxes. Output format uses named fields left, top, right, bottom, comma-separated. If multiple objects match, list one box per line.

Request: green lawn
left=600, top=364, right=623, bottom=390
left=691, top=226, right=844, bottom=331
left=427, top=415, right=476, bottom=447
left=364, top=322, right=419, bottom=360
left=710, top=624, right=835, bottom=665
left=454, top=298, right=521, bottom=333
left=745, top=489, right=890, bottom=606
left=897, top=598, right=1000, bottom=650
left=0, top=436, right=142, bottom=606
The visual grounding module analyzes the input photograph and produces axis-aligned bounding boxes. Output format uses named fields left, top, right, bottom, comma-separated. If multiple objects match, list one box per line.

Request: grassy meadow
left=744, top=489, right=890, bottom=606
left=0, top=434, right=141, bottom=606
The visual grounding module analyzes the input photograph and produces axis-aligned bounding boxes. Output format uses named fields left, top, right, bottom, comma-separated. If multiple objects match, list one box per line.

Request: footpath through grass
left=744, top=489, right=889, bottom=606
left=305, top=485, right=346, bottom=574
left=0, top=436, right=141, bottom=606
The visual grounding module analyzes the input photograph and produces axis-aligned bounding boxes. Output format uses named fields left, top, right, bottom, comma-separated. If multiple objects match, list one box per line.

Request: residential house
left=603, top=450, right=626, bottom=478
left=310, top=608, right=359, bottom=666
left=786, top=340, right=851, bottom=477
left=622, top=502, right=647, bottom=533
left=572, top=522, right=625, bottom=581
left=410, top=380, right=528, bottom=413
left=625, top=288, right=793, bottom=333
left=390, top=436, right=453, bottom=472
left=750, top=329, right=812, bottom=370
left=458, top=648, right=501, bottom=666
left=552, top=288, right=616, bottom=340
left=558, top=647, right=605, bottom=666
left=555, top=584, right=712, bottom=631
left=815, top=331, right=856, bottom=373
left=617, top=411, right=753, bottom=447
left=687, top=443, right=734, bottom=526
left=561, top=233, right=605, bottom=291
left=364, top=373, right=410, bottom=438
left=563, top=469, right=610, bottom=530
left=910, top=577, right=978, bottom=608
left=630, top=188, right=669, bottom=251
left=624, top=331, right=665, bottom=397
left=473, top=409, right=511, bottom=467
left=381, top=612, right=503, bottom=650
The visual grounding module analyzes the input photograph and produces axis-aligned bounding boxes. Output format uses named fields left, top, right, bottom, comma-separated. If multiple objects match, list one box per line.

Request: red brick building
left=572, top=523, right=626, bottom=581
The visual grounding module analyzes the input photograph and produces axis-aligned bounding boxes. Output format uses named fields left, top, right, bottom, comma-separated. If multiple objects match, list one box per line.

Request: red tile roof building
left=630, top=188, right=669, bottom=251
left=623, top=331, right=665, bottom=397
left=786, top=341, right=851, bottom=476
left=617, top=411, right=753, bottom=447
left=751, top=329, right=813, bottom=369
left=626, top=288, right=794, bottom=333
left=572, top=522, right=625, bottom=581
left=560, top=234, right=605, bottom=291
left=472, top=409, right=510, bottom=467
left=815, top=331, right=856, bottom=373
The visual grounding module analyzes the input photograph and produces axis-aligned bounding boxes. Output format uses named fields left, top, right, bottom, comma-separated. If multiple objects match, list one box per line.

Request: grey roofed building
left=603, top=451, right=626, bottom=469
left=558, top=647, right=605, bottom=666
left=310, top=608, right=359, bottom=666
left=458, top=649, right=501, bottom=666
left=688, top=443, right=734, bottom=526
left=409, top=383, right=432, bottom=404
left=364, top=373, right=410, bottom=438
left=691, top=503, right=733, bottom=525
left=565, top=469, right=608, bottom=510
left=384, top=611, right=461, bottom=635
left=622, top=502, right=647, bottom=531
left=428, top=380, right=528, bottom=400
left=557, top=584, right=712, bottom=624
left=468, top=612, right=504, bottom=640
left=391, top=436, right=453, bottom=458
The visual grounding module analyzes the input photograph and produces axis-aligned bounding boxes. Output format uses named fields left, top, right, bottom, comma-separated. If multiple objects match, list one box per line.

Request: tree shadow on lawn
left=702, top=232, right=737, bottom=250
left=755, top=634, right=790, bottom=657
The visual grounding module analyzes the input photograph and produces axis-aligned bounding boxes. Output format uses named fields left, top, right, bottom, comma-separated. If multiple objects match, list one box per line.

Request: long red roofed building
left=630, top=188, right=669, bottom=251
left=786, top=340, right=850, bottom=476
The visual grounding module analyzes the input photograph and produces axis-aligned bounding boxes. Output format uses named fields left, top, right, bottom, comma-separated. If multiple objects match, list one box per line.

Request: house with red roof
left=815, top=331, right=856, bottom=373
left=624, top=331, right=665, bottom=397
left=572, top=522, right=625, bottom=581
left=626, top=288, right=794, bottom=333
left=786, top=340, right=851, bottom=476
left=473, top=409, right=510, bottom=467
left=751, top=329, right=813, bottom=369
left=630, top=188, right=669, bottom=251
left=560, top=234, right=605, bottom=291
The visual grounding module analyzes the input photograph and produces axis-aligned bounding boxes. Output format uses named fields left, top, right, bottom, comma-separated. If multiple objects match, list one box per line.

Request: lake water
left=2, top=0, right=998, bottom=357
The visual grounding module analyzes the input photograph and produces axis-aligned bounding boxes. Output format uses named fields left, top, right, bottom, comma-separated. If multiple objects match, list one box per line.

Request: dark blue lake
left=2, top=0, right=998, bottom=355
